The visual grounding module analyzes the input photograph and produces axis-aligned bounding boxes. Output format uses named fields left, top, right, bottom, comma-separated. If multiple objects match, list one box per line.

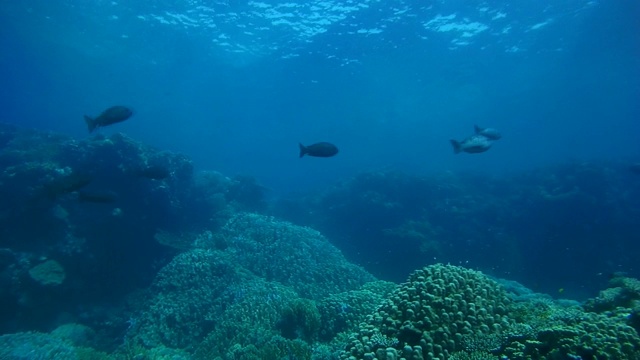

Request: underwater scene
left=1, top=0, right=639, bottom=359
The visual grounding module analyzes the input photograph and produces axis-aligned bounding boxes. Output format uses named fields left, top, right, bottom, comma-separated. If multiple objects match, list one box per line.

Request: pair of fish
left=43, top=164, right=171, bottom=204
left=40, top=171, right=116, bottom=203
left=84, top=106, right=342, bottom=159
left=450, top=125, right=502, bottom=154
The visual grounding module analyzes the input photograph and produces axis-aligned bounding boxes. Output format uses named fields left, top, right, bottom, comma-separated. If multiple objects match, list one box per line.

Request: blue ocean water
left=1, top=0, right=640, bottom=359
left=2, top=0, right=638, bottom=192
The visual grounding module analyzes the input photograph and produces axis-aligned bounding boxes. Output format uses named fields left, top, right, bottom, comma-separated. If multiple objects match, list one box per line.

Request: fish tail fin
left=474, top=124, right=482, bottom=134
left=299, top=143, right=307, bottom=158
left=84, top=115, right=96, bottom=133
left=450, top=139, right=461, bottom=154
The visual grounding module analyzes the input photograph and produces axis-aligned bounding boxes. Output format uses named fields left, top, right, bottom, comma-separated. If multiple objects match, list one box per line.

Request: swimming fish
left=44, top=171, right=93, bottom=198
left=78, top=190, right=118, bottom=203
left=450, top=134, right=493, bottom=154
left=299, top=142, right=339, bottom=158
left=135, top=165, right=171, bottom=180
left=84, top=106, right=134, bottom=133
left=474, top=125, right=502, bottom=140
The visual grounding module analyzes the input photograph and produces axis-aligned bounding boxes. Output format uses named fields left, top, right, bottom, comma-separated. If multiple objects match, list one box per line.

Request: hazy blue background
left=1, top=0, right=639, bottom=193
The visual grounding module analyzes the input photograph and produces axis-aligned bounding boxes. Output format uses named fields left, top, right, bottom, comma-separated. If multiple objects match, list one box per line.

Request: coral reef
left=1, top=125, right=640, bottom=360
left=0, top=331, right=109, bottom=360
left=318, top=281, right=397, bottom=342
left=0, top=127, right=261, bottom=336
left=128, top=249, right=244, bottom=349
left=125, top=213, right=375, bottom=357
left=341, top=264, right=514, bottom=360
left=274, top=162, right=640, bottom=297
left=584, top=273, right=640, bottom=312
left=50, top=323, right=96, bottom=348
left=500, top=311, right=640, bottom=359
left=217, top=213, right=376, bottom=299
left=341, top=264, right=640, bottom=360
left=192, top=281, right=314, bottom=359
left=491, top=285, right=640, bottom=360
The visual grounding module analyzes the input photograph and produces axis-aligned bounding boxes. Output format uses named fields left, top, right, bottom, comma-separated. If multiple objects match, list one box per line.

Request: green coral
left=501, top=311, right=640, bottom=359
left=341, top=265, right=640, bottom=360
left=0, top=331, right=108, bottom=360
left=278, top=298, right=322, bottom=342
left=131, top=249, right=245, bottom=349
left=318, top=281, right=397, bottom=341
left=497, top=291, right=640, bottom=359
left=449, top=350, right=500, bottom=360
left=0, top=331, right=77, bottom=360
left=114, top=342, right=191, bottom=360
left=192, top=278, right=302, bottom=358
left=218, top=213, right=376, bottom=299
left=342, top=264, right=514, bottom=360
left=508, top=297, right=581, bottom=330
left=133, top=213, right=377, bottom=354
left=585, top=274, right=640, bottom=312
left=221, top=336, right=312, bottom=360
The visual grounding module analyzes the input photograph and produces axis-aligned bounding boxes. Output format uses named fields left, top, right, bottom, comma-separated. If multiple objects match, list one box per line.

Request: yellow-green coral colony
left=341, top=264, right=640, bottom=360
left=342, top=264, right=514, bottom=360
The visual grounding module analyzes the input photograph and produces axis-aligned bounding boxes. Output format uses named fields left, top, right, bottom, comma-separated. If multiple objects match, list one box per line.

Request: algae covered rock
left=28, top=259, right=66, bottom=286
left=50, top=323, right=96, bottom=348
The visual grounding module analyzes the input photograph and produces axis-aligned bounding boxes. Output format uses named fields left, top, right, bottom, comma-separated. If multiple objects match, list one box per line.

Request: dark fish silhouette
left=474, top=125, right=502, bottom=140
left=135, top=165, right=171, bottom=180
left=450, top=134, right=493, bottom=154
left=78, top=190, right=118, bottom=203
left=84, top=106, right=133, bottom=133
left=44, top=172, right=93, bottom=198
left=299, top=142, right=339, bottom=158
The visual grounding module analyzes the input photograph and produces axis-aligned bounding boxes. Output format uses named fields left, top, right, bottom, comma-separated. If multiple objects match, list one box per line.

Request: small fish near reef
left=84, top=106, right=134, bottom=133
left=44, top=171, right=93, bottom=199
left=450, top=134, right=493, bottom=154
left=135, top=165, right=171, bottom=180
left=78, top=190, right=118, bottom=204
left=299, top=142, right=339, bottom=158
left=474, top=125, right=502, bottom=140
